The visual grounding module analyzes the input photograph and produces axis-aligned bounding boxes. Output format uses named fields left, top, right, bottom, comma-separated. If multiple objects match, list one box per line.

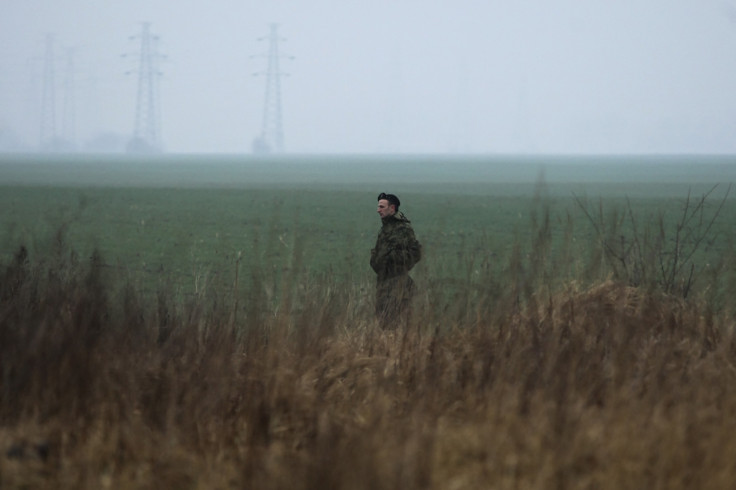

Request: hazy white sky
left=1, top=0, right=735, bottom=154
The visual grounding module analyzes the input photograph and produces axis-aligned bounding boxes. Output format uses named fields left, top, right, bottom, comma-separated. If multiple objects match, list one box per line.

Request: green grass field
left=1, top=153, right=735, bottom=303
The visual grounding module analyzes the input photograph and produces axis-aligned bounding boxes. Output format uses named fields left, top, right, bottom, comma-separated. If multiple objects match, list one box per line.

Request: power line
left=252, top=24, right=293, bottom=154
left=61, top=47, right=76, bottom=148
left=40, top=34, right=57, bottom=150
left=124, top=22, right=165, bottom=153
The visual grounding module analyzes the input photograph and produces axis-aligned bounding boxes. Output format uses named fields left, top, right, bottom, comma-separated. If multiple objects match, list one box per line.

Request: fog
left=1, top=0, right=736, bottom=154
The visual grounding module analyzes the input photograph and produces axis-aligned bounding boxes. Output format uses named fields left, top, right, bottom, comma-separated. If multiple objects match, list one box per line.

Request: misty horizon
left=2, top=1, right=736, bottom=155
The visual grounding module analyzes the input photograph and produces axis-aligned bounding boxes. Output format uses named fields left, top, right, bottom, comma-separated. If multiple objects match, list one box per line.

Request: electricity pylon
left=126, top=22, right=164, bottom=153
left=40, top=34, right=57, bottom=150
left=61, top=47, right=76, bottom=149
left=252, top=24, right=292, bottom=154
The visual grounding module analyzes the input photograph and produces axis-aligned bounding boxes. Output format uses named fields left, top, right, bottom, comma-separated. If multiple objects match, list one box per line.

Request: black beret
left=377, top=193, right=400, bottom=209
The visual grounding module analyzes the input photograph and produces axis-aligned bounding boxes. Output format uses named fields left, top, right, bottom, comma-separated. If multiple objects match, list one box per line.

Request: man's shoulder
left=393, top=212, right=413, bottom=226
left=385, top=215, right=418, bottom=240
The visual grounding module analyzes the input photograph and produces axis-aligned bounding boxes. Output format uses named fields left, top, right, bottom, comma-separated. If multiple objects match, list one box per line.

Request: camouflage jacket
left=370, top=212, right=422, bottom=282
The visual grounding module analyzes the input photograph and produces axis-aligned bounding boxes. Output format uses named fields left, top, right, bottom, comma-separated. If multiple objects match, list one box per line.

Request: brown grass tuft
left=2, top=246, right=736, bottom=489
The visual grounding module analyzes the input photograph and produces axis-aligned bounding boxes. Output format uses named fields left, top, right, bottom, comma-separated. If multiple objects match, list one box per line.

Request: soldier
left=370, top=193, right=422, bottom=329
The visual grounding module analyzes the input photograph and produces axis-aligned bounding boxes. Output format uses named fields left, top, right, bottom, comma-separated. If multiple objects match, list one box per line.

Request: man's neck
left=382, top=212, right=399, bottom=224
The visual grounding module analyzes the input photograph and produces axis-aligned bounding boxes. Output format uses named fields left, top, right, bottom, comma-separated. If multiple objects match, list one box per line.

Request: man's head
left=377, top=192, right=400, bottom=218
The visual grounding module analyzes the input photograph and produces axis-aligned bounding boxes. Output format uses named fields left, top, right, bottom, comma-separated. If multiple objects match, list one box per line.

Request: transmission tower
left=61, top=47, right=76, bottom=149
left=126, top=22, right=163, bottom=153
left=40, top=34, right=57, bottom=150
left=253, top=24, right=292, bottom=154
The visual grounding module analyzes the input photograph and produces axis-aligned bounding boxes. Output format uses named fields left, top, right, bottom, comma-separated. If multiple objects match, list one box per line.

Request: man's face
left=377, top=199, right=396, bottom=219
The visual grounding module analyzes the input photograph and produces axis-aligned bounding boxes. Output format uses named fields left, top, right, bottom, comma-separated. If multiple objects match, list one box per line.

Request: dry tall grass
left=2, top=239, right=736, bottom=489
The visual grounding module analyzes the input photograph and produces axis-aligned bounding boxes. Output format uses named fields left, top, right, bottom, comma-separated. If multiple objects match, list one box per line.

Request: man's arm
left=370, top=248, right=379, bottom=273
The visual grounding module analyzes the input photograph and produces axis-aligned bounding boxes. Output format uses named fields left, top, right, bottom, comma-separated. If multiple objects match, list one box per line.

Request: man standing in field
left=370, top=193, right=422, bottom=329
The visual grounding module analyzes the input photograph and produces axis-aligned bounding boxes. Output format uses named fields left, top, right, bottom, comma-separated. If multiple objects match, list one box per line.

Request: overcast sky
left=1, top=0, right=736, bottom=154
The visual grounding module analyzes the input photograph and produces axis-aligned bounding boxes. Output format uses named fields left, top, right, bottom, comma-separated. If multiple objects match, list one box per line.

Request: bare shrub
left=574, top=185, right=731, bottom=298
